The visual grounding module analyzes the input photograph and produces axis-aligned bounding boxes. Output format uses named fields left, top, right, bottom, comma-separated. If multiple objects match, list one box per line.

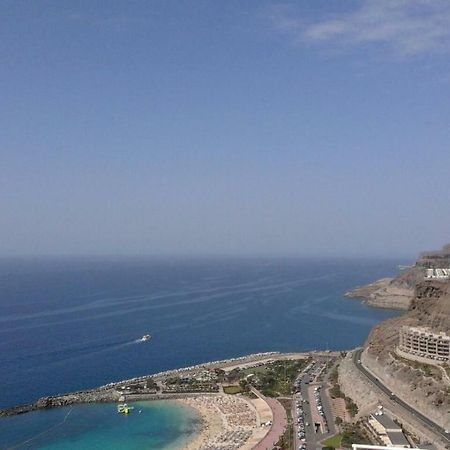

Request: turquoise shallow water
left=0, top=401, right=200, bottom=450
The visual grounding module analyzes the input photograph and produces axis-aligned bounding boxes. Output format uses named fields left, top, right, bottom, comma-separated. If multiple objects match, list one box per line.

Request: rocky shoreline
left=345, top=277, right=414, bottom=310
left=0, top=386, right=120, bottom=417
left=348, top=243, right=450, bottom=432
left=360, top=278, right=450, bottom=430
left=3, top=243, right=449, bottom=445
left=0, top=352, right=280, bottom=417
left=346, top=243, right=450, bottom=311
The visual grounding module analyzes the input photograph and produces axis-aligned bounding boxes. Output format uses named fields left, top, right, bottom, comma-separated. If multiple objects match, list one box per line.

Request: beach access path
left=250, top=388, right=287, bottom=450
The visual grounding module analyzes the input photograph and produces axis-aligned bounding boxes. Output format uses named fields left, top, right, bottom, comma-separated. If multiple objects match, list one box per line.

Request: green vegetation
left=340, top=423, right=371, bottom=448
left=230, top=358, right=312, bottom=397
left=238, top=378, right=251, bottom=393
left=240, top=364, right=273, bottom=377
left=252, top=359, right=308, bottom=397
left=322, top=433, right=343, bottom=448
left=344, top=397, right=359, bottom=417
left=221, top=359, right=311, bottom=396
left=225, top=368, right=242, bottom=383
left=275, top=426, right=293, bottom=450
left=329, top=384, right=343, bottom=399
left=214, top=369, right=226, bottom=383
left=274, top=401, right=294, bottom=449
left=223, top=385, right=243, bottom=395
left=278, top=398, right=293, bottom=418
left=163, top=377, right=218, bottom=393
left=329, top=365, right=339, bottom=384
left=328, top=364, right=358, bottom=417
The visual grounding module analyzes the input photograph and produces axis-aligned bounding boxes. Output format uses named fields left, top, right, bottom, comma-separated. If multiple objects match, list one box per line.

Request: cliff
left=345, top=243, right=450, bottom=310
left=417, top=244, right=450, bottom=267
left=345, top=277, right=414, bottom=310
left=342, top=244, right=450, bottom=429
left=363, top=279, right=450, bottom=429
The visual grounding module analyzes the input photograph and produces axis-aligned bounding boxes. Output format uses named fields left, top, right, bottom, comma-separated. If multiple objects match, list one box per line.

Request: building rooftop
left=370, top=413, right=410, bottom=448
left=387, top=430, right=410, bottom=447
left=372, top=413, right=401, bottom=431
left=402, top=326, right=449, bottom=339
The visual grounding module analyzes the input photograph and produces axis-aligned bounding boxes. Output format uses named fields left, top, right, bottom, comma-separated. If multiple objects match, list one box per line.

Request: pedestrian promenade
left=251, top=388, right=287, bottom=450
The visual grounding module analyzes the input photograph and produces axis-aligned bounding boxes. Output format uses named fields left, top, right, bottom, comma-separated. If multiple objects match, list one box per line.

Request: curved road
left=353, top=348, right=450, bottom=446
left=250, top=388, right=287, bottom=450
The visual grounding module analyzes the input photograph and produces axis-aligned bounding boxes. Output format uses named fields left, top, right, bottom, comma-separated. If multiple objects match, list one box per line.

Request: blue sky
left=1, top=0, right=450, bottom=257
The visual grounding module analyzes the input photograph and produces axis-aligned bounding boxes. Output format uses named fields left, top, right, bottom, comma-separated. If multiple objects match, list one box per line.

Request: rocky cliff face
left=411, top=281, right=450, bottom=333
left=343, top=244, right=450, bottom=430
left=345, top=277, right=414, bottom=310
left=363, top=278, right=450, bottom=429
left=417, top=244, right=450, bottom=267
left=338, top=352, right=449, bottom=449
left=361, top=347, right=450, bottom=430
left=345, top=244, right=450, bottom=310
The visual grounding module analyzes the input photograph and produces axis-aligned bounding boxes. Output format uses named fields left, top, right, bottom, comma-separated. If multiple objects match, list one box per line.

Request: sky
left=1, top=0, right=450, bottom=258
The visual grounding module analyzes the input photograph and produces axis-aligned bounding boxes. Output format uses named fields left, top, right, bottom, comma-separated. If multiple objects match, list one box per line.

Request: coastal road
left=353, top=349, right=450, bottom=446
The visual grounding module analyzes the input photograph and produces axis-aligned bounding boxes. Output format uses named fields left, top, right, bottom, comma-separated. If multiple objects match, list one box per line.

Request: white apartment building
left=398, top=326, right=450, bottom=362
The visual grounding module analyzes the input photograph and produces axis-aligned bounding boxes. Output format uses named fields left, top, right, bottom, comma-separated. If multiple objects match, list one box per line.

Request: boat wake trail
left=5, top=336, right=151, bottom=374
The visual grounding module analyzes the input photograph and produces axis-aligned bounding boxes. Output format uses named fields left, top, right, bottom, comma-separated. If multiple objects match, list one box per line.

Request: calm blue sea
left=0, top=401, right=199, bottom=449
left=0, top=257, right=402, bottom=448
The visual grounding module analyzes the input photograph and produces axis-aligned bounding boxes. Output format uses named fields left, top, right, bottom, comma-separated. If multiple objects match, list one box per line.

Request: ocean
left=0, top=257, right=402, bottom=447
left=0, top=401, right=199, bottom=449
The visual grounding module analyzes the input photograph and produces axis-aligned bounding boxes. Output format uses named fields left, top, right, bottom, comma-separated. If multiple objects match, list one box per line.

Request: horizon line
left=0, top=253, right=415, bottom=261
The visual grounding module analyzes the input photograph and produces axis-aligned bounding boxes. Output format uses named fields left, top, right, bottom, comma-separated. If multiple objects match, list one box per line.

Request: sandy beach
left=176, top=393, right=273, bottom=450
left=177, top=396, right=223, bottom=450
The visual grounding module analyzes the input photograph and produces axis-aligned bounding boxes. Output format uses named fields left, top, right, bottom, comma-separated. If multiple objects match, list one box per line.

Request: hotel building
left=398, top=326, right=450, bottom=362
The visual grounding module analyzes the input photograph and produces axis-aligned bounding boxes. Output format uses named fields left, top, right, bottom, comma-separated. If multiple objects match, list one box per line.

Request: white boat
left=140, top=334, right=151, bottom=342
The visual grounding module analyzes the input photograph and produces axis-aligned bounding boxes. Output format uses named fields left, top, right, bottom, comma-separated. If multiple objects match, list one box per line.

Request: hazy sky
left=1, top=1, right=450, bottom=258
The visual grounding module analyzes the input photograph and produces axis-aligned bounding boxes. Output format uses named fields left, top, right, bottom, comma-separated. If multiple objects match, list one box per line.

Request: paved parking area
left=308, top=385, right=327, bottom=432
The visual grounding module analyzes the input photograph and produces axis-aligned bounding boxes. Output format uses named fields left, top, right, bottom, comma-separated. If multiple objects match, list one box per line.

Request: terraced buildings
left=425, top=268, right=450, bottom=280
left=398, top=325, right=450, bottom=363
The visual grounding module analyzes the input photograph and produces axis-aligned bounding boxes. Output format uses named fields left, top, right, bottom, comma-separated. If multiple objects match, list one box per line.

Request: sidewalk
left=251, top=388, right=287, bottom=450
